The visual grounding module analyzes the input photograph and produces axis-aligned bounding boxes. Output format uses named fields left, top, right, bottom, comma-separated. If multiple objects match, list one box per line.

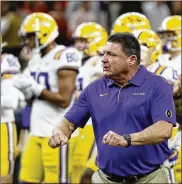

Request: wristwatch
left=122, top=134, right=131, bottom=147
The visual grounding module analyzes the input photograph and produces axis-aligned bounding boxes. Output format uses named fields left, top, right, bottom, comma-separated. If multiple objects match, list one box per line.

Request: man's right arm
left=48, top=85, right=91, bottom=148
left=48, top=117, right=76, bottom=148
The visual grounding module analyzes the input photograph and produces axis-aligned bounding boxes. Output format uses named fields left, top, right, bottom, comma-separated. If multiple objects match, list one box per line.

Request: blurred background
left=1, top=1, right=181, bottom=57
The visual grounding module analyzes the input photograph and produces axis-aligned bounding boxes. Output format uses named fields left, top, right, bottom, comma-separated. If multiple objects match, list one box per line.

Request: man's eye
left=110, top=53, right=116, bottom=57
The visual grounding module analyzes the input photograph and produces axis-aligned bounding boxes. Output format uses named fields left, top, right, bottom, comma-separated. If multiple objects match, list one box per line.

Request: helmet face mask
left=19, top=13, right=59, bottom=51
left=158, top=16, right=181, bottom=52
left=74, top=37, right=89, bottom=53
left=134, top=29, right=162, bottom=65
left=73, top=22, right=108, bottom=56
left=19, top=32, right=36, bottom=48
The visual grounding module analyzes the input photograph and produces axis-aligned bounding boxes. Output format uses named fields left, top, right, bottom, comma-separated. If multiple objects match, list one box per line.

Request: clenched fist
left=103, top=131, right=128, bottom=147
left=48, top=126, right=69, bottom=149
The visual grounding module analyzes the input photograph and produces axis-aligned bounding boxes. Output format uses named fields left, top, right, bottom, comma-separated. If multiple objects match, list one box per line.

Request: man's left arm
left=130, top=121, right=173, bottom=145
left=103, top=76, right=176, bottom=147
left=131, top=76, right=176, bottom=145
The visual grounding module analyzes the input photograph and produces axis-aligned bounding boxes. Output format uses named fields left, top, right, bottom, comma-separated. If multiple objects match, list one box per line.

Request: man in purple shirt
left=48, top=33, right=176, bottom=183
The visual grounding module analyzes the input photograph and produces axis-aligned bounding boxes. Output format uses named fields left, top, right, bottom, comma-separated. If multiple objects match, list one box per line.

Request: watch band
left=122, top=134, right=131, bottom=147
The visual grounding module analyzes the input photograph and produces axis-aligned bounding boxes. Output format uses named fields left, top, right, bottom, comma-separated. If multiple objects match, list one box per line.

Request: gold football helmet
left=19, top=12, right=59, bottom=50
left=73, top=22, right=108, bottom=56
left=111, top=12, right=151, bottom=35
left=158, top=15, right=181, bottom=51
left=134, top=29, right=162, bottom=63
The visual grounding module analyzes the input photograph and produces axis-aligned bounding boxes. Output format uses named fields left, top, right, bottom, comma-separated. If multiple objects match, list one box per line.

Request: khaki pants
left=91, top=165, right=168, bottom=184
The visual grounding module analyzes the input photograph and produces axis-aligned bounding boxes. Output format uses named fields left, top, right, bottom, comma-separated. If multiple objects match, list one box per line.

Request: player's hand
left=20, top=46, right=32, bottom=61
left=13, top=74, right=32, bottom=90
left=102, top=131, right=128, bottom=147
left=48, top=125, right=69, bottom=149
left=173, top=79, right=181, bottom=96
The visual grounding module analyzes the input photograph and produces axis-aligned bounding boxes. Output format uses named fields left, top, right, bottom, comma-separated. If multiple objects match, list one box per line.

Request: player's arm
left=40, top=69, right=77, bottom=108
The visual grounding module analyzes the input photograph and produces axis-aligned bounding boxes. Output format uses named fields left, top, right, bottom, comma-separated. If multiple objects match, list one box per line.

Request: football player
left=13, top=13, right=82, bottom=183
left=69, top=22, right=108, bottom=184
left=1, top=53, right=25, bottom=183
left=157, top=16, right=182, bottom=183
left=157, top=16, right=181, bottom=74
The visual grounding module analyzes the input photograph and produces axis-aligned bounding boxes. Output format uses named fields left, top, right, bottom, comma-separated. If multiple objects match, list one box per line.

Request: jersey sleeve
left=150, top=76, right=176, bottom=126
left=58, top=47, right=82, bottom=71
left=160, top=67, right=179, bottom=84
left=1, top=54, right=21, bottom=74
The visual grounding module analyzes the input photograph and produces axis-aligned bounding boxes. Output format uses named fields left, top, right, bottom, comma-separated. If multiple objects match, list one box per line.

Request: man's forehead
left=104, top=42, right=121, bottom=51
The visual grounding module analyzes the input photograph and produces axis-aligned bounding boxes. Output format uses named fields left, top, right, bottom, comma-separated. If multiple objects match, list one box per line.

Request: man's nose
left=102, top=54, right=108, bottom=63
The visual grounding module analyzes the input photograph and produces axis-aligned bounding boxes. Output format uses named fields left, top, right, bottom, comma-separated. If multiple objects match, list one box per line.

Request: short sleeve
left=160, top=67, right=179, bottom=84
left=150, top=76, right=176, bottom=126
left=59, top=47, right=82, bottom=71
left=64, top=87, right=90, bottom=128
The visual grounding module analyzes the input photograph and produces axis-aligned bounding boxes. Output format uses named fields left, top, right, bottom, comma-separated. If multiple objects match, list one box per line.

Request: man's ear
left=128, top=55, right=137, bottom=66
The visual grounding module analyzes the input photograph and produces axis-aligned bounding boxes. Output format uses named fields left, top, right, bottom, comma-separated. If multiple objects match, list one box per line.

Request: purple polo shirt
left=65, top=65, right=176, bottom=176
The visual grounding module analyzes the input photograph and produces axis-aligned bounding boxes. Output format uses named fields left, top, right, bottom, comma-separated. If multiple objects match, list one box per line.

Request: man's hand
left=13, top=74, right=32, bottom=90
left=48, top=125, right=69, bottom=149
left=103, top=131, right=128, bottom=147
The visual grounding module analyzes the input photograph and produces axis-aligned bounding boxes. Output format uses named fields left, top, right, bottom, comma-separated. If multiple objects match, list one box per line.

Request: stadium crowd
left=1, top=1, right=181, bottom=184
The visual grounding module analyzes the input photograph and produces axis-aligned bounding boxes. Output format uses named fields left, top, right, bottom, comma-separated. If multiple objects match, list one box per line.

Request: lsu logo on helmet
left=19, top=12, right=59, bottom=50
left=111, top=12, right=151, bottom=35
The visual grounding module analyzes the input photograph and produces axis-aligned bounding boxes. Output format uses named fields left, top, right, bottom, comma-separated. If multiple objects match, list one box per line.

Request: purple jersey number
left=31, top=72, right=50, bottom=90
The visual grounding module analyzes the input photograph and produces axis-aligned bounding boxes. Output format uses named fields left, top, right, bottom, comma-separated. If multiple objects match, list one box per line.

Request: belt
left=105, top=165, right=161, bottom=182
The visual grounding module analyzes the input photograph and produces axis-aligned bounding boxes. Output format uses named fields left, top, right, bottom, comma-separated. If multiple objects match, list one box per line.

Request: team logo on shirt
left=132, top=93, right=145, bottom=95
left=165, top=110, right=172, bottom=118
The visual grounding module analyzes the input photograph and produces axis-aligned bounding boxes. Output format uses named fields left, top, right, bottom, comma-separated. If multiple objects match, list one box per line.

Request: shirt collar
left=106, top=65, right=149, bottom=87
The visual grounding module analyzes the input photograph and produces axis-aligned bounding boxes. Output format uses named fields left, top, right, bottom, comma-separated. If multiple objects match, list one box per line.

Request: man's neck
left=113, top=65, right=139, bottom=87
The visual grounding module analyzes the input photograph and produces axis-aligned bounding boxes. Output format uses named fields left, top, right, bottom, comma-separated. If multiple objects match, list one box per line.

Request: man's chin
left=103, top=71, right=111, bottom=77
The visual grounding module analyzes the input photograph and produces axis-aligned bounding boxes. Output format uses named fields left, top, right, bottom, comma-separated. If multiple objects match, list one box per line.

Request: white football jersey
left=75, top=55, right=102, bottom=126
left=28, top=45, right=82, bottom=137
left=147, top=62, right=179, bottom=84
left=76, top=55, right=102, bottom=91
left=158, top=53, right=181, bottom=75
left=168, top=124, right=181, bottom=151
left=1, top=77, right=25, bottom=123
